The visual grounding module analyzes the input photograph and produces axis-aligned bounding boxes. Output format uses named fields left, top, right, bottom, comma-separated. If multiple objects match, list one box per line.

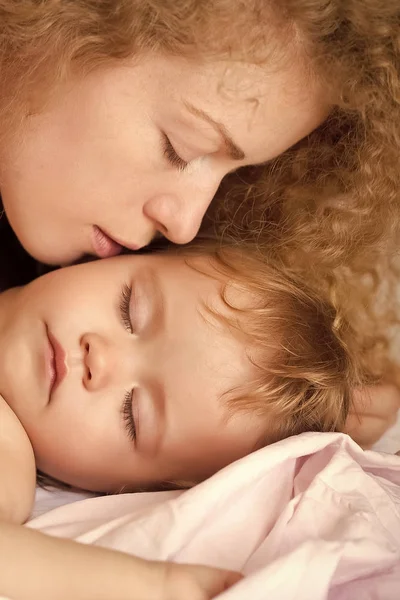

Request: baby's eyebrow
left=147, top=267, right=165, bottom=331
left=183, top=101, right=246, bottom=161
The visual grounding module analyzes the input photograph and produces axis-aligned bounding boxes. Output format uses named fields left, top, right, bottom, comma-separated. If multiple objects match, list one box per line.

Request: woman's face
left=0, top=54, right=327, bottom=264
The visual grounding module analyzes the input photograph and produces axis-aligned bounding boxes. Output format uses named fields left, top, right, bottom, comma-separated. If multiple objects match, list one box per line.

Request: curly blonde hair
left=214, top=0, right=400, bottom=251
left=176, top=241, right=364, bottom=442
left=0, top=0, right=398, bottom=377
left=209, top=0, right=400, bottom=379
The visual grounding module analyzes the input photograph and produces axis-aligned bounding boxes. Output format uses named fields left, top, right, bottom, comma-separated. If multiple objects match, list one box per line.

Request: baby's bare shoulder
left=0, top=395, right=36, bottom=524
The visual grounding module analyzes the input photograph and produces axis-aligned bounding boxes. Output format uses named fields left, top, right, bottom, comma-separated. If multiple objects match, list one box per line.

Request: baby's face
left=0, top=254, right=264, bottom=491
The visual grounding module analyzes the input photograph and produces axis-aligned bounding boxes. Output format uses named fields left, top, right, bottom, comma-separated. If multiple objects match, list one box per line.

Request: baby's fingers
left=190, top=565, right=243, bottom=598
left=164, top=562, right=243, bottom=600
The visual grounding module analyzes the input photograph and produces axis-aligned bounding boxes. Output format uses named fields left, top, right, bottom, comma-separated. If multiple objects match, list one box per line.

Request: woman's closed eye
left=162, top=133, right=188, bottom=172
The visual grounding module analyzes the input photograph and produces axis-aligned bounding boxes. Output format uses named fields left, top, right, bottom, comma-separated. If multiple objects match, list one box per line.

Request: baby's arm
left=0, top=522, right=241, bottom=600
left=0, top=395, right=36, bottom=523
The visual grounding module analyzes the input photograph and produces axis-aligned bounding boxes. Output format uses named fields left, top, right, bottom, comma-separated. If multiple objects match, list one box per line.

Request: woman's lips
left=46, top=327, right=67, bottom=399
left=91, top=225, right=141, bottom=257
left=91, top=226, right=123, bottom=258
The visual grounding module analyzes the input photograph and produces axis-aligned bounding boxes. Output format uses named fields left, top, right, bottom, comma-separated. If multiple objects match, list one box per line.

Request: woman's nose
left=80, top=332, right=118, bottom=391
left=143, top=184, right=221, bottom=245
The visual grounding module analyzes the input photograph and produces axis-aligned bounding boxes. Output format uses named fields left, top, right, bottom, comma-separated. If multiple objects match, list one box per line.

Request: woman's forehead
left=138, top=54, right=327, bottom=163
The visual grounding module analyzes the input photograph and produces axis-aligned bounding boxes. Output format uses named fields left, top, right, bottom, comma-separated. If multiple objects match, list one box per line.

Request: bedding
left=23, top=431, right=400, bottom=599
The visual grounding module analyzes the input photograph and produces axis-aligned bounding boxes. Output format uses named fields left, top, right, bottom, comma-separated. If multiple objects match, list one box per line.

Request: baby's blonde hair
left=169, top=240, right=363, bottom=447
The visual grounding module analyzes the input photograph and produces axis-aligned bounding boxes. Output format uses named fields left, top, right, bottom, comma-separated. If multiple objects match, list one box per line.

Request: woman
left=0, top=1, right=397, bottom=265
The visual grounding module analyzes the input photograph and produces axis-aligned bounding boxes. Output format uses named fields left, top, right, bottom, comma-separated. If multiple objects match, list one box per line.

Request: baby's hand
left=156, top=560, right=243, bottom=600
left=345, top=383, right=400, bottom=449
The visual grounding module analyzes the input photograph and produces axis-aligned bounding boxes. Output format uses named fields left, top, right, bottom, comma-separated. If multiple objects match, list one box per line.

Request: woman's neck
left=0, top=209, right=38, bottom=292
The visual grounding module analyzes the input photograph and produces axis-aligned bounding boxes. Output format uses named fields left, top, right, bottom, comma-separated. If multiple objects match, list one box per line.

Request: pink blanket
left=28, top=432, right=400, bottom=599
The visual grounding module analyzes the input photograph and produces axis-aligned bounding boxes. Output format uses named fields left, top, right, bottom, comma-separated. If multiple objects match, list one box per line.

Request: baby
left=0, top=242, right=357, bottom=599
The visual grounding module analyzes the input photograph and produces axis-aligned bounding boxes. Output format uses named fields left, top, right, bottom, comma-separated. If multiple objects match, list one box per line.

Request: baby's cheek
left=29, top=414, right=90, bottom=480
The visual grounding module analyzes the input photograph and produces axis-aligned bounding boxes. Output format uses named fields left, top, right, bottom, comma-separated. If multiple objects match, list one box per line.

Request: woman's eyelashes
left=121, top=389, right=136, bottom=442
left=162, top=133, right=188, bottom=171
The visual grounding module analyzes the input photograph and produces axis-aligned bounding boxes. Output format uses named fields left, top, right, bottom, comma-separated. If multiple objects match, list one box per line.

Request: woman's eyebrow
left=183, top=101, right=246, bottom=161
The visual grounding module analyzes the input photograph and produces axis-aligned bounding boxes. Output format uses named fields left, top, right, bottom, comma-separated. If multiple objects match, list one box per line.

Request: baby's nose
left=80, top=332, right=116, bottom=391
